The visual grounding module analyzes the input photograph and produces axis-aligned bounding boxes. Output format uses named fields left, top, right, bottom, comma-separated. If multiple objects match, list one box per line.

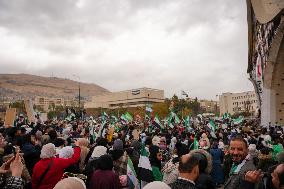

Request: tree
left=153, top=102, right=169, bottom=118
left=9, top=101, right=25, bottom=113
left=47, top=111, right=56, bottom=119
left=33, top=105, right=44, bottom=112
left=55, top=105, right=64, bottom=112
left=190, top=97, right=201, bottom=116
left=48, top=103, right=55, bottom=111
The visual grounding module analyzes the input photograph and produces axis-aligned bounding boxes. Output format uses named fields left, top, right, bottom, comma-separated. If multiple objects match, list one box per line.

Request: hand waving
left=10, top=152, right=23, bottom=178
left=0, top=155, right=15, bottom=174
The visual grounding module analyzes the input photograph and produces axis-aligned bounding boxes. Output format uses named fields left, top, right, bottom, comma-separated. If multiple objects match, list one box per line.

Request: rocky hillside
left=0, top=74, right=109, bottom=100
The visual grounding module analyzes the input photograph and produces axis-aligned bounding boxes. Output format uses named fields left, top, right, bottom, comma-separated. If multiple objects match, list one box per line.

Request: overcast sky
left=0, top=0, right=253, bottom=100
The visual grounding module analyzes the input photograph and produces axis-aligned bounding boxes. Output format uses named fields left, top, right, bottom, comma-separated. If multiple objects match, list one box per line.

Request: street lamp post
left=215, top=95, right=218, bottom=116
left=73, top=74, right=81, bottom=109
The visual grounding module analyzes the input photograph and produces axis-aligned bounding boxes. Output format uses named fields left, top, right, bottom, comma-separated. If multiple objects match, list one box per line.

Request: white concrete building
left=219, top=91, right=258, bottom=116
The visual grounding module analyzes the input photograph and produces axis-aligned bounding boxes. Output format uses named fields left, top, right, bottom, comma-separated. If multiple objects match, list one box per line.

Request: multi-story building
left=64, top=99, right=79, bottom=107
left=246, top=1, right=284, bottom=124
left=0, top=97, right=13, bottom=109
left=199, top=99, right=219, bottom=113
left=219, top=91, right=258, bottom=116
left=34, top=96, right=64, bottom=111
left=85, top=87, right=164, bottom=109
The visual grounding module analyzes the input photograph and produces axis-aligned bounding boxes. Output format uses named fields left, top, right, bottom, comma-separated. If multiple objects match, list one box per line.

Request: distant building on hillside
left=84, top=87, right=164, bottom=109
left=219, top=91, right=258, bottom=116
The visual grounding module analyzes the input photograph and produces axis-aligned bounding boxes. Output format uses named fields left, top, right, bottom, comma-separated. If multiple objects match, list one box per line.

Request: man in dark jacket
left=170, top=154, right=199, bottom=189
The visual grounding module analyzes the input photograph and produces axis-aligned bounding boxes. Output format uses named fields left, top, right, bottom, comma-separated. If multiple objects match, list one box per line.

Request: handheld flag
left=152, top=115, right=164, bottom=130
left=232, top=116, right=244, bottom=125
left=138, top=144, right=153, bottom=183
left=127, top=158, right=140, bottom=189
left=125, top=112, right=133, bottom=122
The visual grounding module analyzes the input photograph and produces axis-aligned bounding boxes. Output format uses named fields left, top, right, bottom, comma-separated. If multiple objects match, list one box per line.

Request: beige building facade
left=34, top=96, right=65, bottom=111
left=85, top=88, right=164, bottom=109
left=199, top=100, right=219, bottom=113
left=219, top=91, right=258, bottom=116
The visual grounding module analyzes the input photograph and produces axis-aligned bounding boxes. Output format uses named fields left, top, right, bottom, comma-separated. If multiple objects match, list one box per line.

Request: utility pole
left=79, top=82, right=81, bottom=109
left=73, top=74, right=81, bottom=117
left=215, top=94, right=218, bottom=116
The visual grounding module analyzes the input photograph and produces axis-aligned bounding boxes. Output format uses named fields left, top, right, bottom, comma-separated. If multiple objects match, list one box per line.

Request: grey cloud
left=0, top=0, right=253, bottom=99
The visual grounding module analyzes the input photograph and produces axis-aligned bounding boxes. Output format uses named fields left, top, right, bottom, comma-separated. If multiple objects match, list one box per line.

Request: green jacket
left=152, top=166, right=163, bottom=181
left=272, top=144, right=283, bottom=160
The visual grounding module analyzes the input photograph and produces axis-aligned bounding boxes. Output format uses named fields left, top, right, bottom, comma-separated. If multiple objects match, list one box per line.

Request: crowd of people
left=0, top=111, right=283, bottom=189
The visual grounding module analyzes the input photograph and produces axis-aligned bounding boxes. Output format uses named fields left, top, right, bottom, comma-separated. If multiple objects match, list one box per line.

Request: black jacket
left=170, top=178, right=198, bottom=189
left=196, top=173, right=216, bottom=189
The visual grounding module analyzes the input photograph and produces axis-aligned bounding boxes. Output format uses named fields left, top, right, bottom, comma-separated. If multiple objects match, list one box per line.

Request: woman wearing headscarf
left=149, top=145, right=163, bottom=181
left=84, top=145, right=107, bottom=188
left=199, top=133, right=210, bottom=150
left=88, top=154, right=121, bottom=189
left=53, top=177, right=86, bottom=189
left=143, top=181, right=171, bottom=189
left=59, top=146, right=80, bottom=174
left=109, top=139, right=128, bottom=176
left=31, top=142, right=81, bottom=189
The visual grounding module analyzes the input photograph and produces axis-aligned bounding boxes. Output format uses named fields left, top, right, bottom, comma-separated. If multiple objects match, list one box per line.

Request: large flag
left=110, top=115, right=118, bottom=124
left=168, top=111, right=180, bottom=125
left=127, top=158, right=140, bottom=189
left=97, top=121, right=107, bottom=138
left=197, top=114, right=203, bottom=122
left=138, top=144, right=153, bottom=183
left=174, top=113, right=181, bottom=124
left=189, top=137, right=199, bottom=150
left=232, top=116, right=244, bottom=125
left=184, top=116, right=192, bottom=131
left=120, top=114, right=128, bottom=125
left=145, top=114, right=150, bottom=121
left=152, top=115, right=164, bottom=130
left=125, top=112, right=133, bottom=122
left=207, top=119, right=217, bottom=132
left=222, top=112, right=231, bottom=120
left=114, top=123, right=121, bottom=133
left=102, top=112, right=109, bottom=121
left=166, top=114, right=174, bottom=129
left=206, top=119, right=217, bottom=138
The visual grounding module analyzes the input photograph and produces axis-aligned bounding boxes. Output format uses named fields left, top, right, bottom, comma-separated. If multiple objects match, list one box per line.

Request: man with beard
left=224, top=136, right=256, bottom=189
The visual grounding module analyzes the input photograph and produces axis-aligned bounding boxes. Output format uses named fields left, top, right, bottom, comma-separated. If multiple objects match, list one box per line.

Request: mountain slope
left=0, top=74, right=109, bottom=100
